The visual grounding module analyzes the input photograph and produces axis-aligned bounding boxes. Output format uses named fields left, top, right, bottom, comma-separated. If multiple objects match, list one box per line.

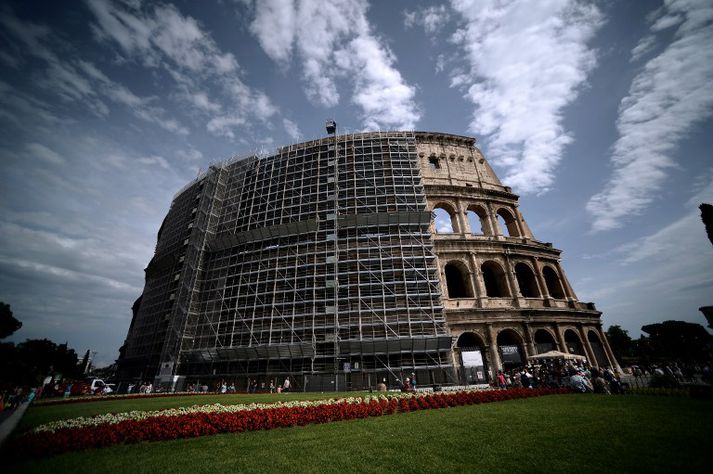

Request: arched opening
left=466, top=206, right=488, bottom=235
left=456, top=332, right=488, bottom=384
left=543, top=266, right=566, bottom=299
left=445, top=262, right=473, bottom=298
left=514, top=263, right=540, bottom=298
left=481, top=261, right=510, bottom=297
left=496, top=208, right=520, bottom=237
left=534, top=329, right=556, bottom=354
left=497, top=329, right=524, bottom=370
left=433, top=206, right=456, bottom=233
left=564, top=329, right=585, bottom=356
left=587, top=330, right=609, bottom=367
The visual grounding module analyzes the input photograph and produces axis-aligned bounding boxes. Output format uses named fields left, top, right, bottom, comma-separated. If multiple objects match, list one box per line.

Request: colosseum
left=117, top=129, right=618, bottom=390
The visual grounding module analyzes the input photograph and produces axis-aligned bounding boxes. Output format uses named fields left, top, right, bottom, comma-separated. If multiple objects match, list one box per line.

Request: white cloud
left=283, top=118, right=301, bottom=140
left=587, top=0, right=713, bottom=232
left=404, top=6, right=450, bottom=34
left=137, top=155, right=171, bottom=169
left=87, top=0, right=278, bottom=139
left=249, top=0, right=296, bottom=63
left=250, top=0, right=420, bottom=130
left=26, top=143, right=66, bottom=165
left=448, top=0, right=603, bottom=194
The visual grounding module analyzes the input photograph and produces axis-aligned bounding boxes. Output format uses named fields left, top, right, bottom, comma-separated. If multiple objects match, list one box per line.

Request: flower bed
left=8, top=388, right=571, bottom=459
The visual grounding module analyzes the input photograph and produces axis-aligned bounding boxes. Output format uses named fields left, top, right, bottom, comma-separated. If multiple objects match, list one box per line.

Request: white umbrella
left=529, top=350, right=587, bottom=361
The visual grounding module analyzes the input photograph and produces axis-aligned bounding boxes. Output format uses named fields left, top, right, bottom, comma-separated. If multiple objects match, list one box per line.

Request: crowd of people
left=495, top=360, right=626, bottom=394
left=186, top=377, right=292, bottom=394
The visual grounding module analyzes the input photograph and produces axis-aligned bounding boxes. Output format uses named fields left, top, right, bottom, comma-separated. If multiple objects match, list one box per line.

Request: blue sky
left=1, top=0, right=711, bottom=366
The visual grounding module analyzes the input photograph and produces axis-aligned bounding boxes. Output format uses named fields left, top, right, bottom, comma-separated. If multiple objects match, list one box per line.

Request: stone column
left=556, top=324, right=568, bottom=353
left=578, top=325, right=597, bottom=366
left=487, top=203, right=502, bottom=237
left=523, top=324, right=536, bottom=358
left=502, top=253, right=520, bottom=308
left=469, top=253, right=485, bottom=302
left=487, top=326, right=502, bottom=378
left=599, top=326, right=622, bottom=372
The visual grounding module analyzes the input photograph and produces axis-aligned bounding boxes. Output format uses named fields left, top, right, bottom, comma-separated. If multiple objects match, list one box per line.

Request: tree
left=641, top=320, right=713, bottom=362
left=606, top=325, right=633, bottom=361
left=0, top=301, right=22, bottom=339
left=700, top=203, right=713, bottom=246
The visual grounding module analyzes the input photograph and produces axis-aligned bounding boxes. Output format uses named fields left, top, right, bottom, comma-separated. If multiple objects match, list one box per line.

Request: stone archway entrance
left=456, top=332, right=489, bottom=384
left=497, top=329, right=525, bottom=370
left=534, top=329, right=557, bottom=354
left=564, top=329, right=585, bottom=357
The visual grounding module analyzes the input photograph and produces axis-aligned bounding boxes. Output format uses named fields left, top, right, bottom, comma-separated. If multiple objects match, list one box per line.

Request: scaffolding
left=120, top=132, right=453, bottom=389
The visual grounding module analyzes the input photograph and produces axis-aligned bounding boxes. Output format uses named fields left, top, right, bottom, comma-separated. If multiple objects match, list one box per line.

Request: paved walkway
left=0, top=402, right=30, bottom=447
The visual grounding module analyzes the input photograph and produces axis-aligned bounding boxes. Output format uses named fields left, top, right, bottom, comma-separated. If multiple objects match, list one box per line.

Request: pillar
left=578, top=325, right=597, bottom=367
left=556, top=325, right=568, bottom=353
left=487, top=326, right=502, bottom=378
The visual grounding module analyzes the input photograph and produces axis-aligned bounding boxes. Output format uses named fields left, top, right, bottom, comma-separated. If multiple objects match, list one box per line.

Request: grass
left=8, top=394, right=711, bottom=473
left=18, top=391, right=370, bottom=432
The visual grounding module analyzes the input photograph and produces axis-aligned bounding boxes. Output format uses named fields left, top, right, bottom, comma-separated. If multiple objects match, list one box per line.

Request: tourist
left=497, top=370, right=507, bottom=390
left=404, top=377, right=411, bottom=392
left=411, top=372, right=417, bottom=390
left=269, top=381, right=275, bottom=393
left=283, top=377, right=291, bottom=392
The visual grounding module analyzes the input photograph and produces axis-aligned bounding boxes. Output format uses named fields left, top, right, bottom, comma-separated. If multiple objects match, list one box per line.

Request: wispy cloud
left=283, top=118, right=301, bottom=141
left=448, top=0, right=603, bottom=194
left=587, top=0, right=713, bottom=232
left=25, top=143, right=66, bottom=165
left=0, top=9, right=187, bottom=134
left=87, top=0, right=277, bottom=139
left=249, top=0, right=420, bottom=130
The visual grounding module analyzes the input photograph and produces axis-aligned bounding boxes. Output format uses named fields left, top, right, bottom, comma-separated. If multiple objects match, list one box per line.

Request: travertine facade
left=117, top=131, right=618, bottom=390
left=417, top=132, right=618, bottom=382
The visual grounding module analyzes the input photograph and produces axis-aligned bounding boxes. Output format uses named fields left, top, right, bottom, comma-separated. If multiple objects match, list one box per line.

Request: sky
left=1, top=0, right=711, bottom=366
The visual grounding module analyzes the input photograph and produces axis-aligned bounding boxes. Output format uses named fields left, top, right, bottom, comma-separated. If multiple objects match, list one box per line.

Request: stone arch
left=564, top=329, right=585, bottom=356
left=587, top=330, right=609, bottom=368
left=542, top=265, right=566, bottom=299
left=466, top=204, right=489, bottom=235
left=456, top=331, right=489, bottom=384
left=496, top=328, right=525, bottom=369
left=432, top=203, right=459, bottom=233
left=444, top=261, right=473, bottom=298
left=534, top=329, right=557, bottom=354
left=496, top=208, right=520, bottom=237
left=480, top=260, right=510, bottom=297
left=514, top=262, right=540, bottom=298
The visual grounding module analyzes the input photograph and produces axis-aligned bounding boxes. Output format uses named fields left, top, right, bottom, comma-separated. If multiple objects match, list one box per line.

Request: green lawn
left=19, top=391, right=370, bottom=432
left=8, top=394, right=711, bottom=473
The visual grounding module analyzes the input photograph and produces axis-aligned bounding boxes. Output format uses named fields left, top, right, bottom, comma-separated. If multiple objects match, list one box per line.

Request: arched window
left=433, top=207, right=456, bottom=233
left=543, top=266, right=566, bottom=299
left=466, top=206, right=488, bottom=235
left=496, top=208, right=520, bottom=237
left=514, top=263, right=539, bottom=298
left=481, top=261, right=510, bottom=297
left=445, top=262, right=473, bottom=298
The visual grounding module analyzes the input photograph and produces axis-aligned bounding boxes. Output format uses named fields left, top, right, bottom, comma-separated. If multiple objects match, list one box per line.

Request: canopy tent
left=528, top=350, right=587, bottom=361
